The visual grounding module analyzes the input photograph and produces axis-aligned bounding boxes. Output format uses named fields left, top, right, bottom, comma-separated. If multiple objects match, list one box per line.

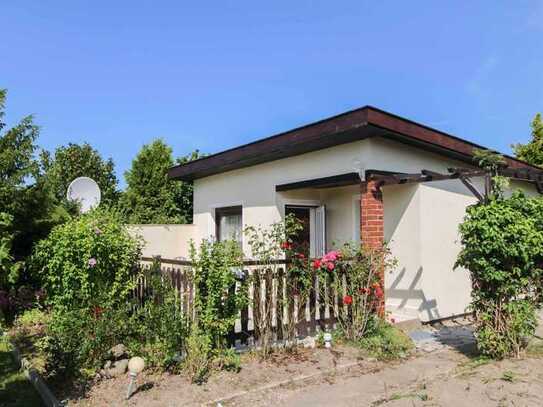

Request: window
left=285, top=205, right=326, bottom=257
left=215, top=206, right=242, bottom=246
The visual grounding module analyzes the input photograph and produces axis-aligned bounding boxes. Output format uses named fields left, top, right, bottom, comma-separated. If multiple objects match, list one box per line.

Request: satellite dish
left=66, top=177, right=101, bottom=213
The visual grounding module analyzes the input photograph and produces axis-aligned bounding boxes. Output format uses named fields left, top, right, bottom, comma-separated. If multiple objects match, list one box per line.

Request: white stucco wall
left=383, top=183, right=423, bottom=320
left=192, top=137, right=474, bottom=250
left=190, top=135, right=540, bottom=321
left=383, top=178, right=539, bottom=322
left=128, top=224, right=196, bottom=260
left=383, top=181, right=476, bottom=322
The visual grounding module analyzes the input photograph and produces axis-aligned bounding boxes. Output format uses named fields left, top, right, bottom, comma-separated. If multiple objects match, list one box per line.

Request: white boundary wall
left=128, top=224, right=196, bottom=260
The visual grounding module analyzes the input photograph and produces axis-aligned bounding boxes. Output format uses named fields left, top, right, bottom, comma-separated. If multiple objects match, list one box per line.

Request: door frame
left=284, top=202, right=325, bottom=257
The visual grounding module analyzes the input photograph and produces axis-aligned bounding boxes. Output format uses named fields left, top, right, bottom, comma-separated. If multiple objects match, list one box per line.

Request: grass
left=0, top=336, right=43, bottom=407
left=454, top=354, right=493, bottom=379
left=371, top=391, right=429, bottom=406
left=500, top=370, right=515, bottom=382
left=526, top=337, right=543, bottom=358
left=358, top=322, right=414, bottom=361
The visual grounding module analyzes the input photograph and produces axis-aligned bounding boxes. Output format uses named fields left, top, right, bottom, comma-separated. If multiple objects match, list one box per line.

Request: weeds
left=501, top=370, right=515, bottom=382
left=358, top=321, right=413, bottom=361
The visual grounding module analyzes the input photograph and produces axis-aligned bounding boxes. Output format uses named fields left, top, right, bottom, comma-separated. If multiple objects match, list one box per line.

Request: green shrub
left=38, top=304, right=135, bottom=376
left=244, top=213, right=307, bottom=354
left=190, top=239, right=246, bottom=349
left=38, top=271, right=189, bottom=376
left=214, top=347, right=241, bottom=372
left=129, top=268, right=188, bottom=370
left=32, top=208, right=142, bottom=309
left=358, top=321, right=413, bottom=361
left=183, top=327, right=212, bottom=384
left=456, top=191, right=543, bottom=358
left=14, top=308, right=48, bottom=328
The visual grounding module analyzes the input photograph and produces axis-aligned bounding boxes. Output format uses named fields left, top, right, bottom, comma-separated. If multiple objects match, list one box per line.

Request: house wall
left=192, top=137, right=473, bottom=251
left=128, top=224, right=196, bottom=260
left=191, top=136, right=540, bottom=321
left=383, top=179, right=539, bottom=322
left=383, top=183, right=423, bottom=320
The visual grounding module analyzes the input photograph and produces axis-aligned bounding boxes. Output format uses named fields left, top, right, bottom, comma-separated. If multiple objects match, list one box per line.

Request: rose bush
left=313, top=243, right=395, bottom=340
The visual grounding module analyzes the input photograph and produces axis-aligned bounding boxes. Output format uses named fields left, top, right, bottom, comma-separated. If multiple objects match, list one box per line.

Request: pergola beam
left=367, top=166, right=543, bottom=198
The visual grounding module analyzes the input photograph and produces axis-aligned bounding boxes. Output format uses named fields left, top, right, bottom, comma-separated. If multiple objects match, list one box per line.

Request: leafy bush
left=33, top=208, right=142, bottom=309
left=314, top=243, right=396, bottom=341
left=13, top=307, right=48, bottom=329
left=456, top=191, right=543, bottom=358
left=36, top=271, right=189, bottom=377
left=183, top=326, right=212, bottom=384
left=38, top=304, right=135, bottom=376
left=129, top=267, right=188, bottom=370
left=245, top=214, right=308, bottom=353
left=190, top=239, right=246, bottom=349
left=214, top=347, right=241, bottom=373
left=358, top=320, right=413, bottom=360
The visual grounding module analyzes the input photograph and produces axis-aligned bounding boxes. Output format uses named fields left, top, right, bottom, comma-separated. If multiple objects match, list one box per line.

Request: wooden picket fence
left=135, top=256, right=348, bottom=348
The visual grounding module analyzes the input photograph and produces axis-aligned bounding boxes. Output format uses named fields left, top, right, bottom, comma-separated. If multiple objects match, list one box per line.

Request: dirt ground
left=66, top=336, right=543, bottom=407
left=62, top=313, right=543, bottom=407
left=68, top=344, right=376, bottom=406
left=231, top=345, right=543, bottom=406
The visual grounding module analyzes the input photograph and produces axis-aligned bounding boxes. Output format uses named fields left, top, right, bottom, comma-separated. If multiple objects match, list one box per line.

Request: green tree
left=173, top=150, right=203, bottom=223
left=121, top=139, right=182, bottom=223
left=41, top=143, right=119, bottom=206
left=0, top=89, right=61, bottom=288
left=513, top=113, right=543, bottom=167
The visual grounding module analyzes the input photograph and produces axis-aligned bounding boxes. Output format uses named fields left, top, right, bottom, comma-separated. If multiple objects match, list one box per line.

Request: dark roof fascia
left=168, top=106, right=539, bottom=181
left=276, top=172, right=361, bottom=191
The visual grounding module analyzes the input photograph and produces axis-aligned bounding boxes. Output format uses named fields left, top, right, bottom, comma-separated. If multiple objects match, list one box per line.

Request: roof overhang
left=168, top=106, right=539, bottom=181
left=276, top=172, right=361, bottom=191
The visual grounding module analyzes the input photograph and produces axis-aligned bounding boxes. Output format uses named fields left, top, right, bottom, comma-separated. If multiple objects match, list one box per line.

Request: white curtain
left=218, top=213, right=242, bottom=246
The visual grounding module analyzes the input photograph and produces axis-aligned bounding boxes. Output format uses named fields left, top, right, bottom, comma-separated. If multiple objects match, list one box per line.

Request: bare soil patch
left=69, top=344, right=386, bottom=406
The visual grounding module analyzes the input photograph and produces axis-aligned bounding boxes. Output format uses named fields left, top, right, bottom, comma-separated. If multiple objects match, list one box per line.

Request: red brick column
left=360, top=180, right=385, bottom=315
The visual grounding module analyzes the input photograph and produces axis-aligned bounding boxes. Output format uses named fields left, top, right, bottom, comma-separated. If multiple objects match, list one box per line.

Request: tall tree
left=0, top=89, right=61, bottom=287
left=122, top=139, right=183, bottom=223
left=173, top=150, right=203, bottom=223
left=513, top=113, right=543, bottom=167
left=41, top=143, right=119, bottom=206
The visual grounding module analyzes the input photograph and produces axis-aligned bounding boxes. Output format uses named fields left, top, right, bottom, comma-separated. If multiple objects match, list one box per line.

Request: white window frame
left=208, top=200, right=245, bottom=241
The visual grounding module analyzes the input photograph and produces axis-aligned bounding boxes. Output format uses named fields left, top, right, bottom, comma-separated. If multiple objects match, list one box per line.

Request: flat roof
left=168, top=106, right=539, bottom=181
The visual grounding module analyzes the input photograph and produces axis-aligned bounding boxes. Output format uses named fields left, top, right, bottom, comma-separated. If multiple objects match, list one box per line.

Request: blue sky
left=2, top=1, right=543, bottom=188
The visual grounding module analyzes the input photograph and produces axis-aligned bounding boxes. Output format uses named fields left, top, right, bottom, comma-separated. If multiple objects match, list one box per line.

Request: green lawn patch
left=0, top=337, right=43, bottom=407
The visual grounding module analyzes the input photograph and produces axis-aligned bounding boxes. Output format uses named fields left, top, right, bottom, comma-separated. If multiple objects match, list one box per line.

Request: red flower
left=92, top=306, right=104, bottom=319
left=374, top=287, right=384, bottom=298
left=297, top=253, right=305, bottom=259
left=280, top=241, right=292, bottom=250
left=312, top=259, right=321, bottom=269
left=343, top=295, right=353, bottom=305
left=359, top=287, right=369, bottom=295
left=326, top=262, right=335, bottom=271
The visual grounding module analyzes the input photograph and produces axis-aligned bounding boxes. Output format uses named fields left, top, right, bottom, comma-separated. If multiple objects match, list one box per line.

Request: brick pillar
left=360, top=180, right=385, bottom=315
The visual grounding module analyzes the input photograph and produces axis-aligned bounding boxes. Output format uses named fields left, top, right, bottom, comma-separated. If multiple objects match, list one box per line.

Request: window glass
left=216, top=206, right=242, bottom=246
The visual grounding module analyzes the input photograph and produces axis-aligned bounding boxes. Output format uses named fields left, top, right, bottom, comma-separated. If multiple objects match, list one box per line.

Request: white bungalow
left=142, top=106, right=542, bottom=323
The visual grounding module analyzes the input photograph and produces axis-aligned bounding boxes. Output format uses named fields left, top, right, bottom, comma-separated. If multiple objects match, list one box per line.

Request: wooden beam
left=275, top=172, right=360, bottom=191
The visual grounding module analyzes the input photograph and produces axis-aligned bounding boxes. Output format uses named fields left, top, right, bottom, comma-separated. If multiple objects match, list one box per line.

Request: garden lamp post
left=323, top=332, right=332, bottom=348
left=126, top=356, right=145, bottom=399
